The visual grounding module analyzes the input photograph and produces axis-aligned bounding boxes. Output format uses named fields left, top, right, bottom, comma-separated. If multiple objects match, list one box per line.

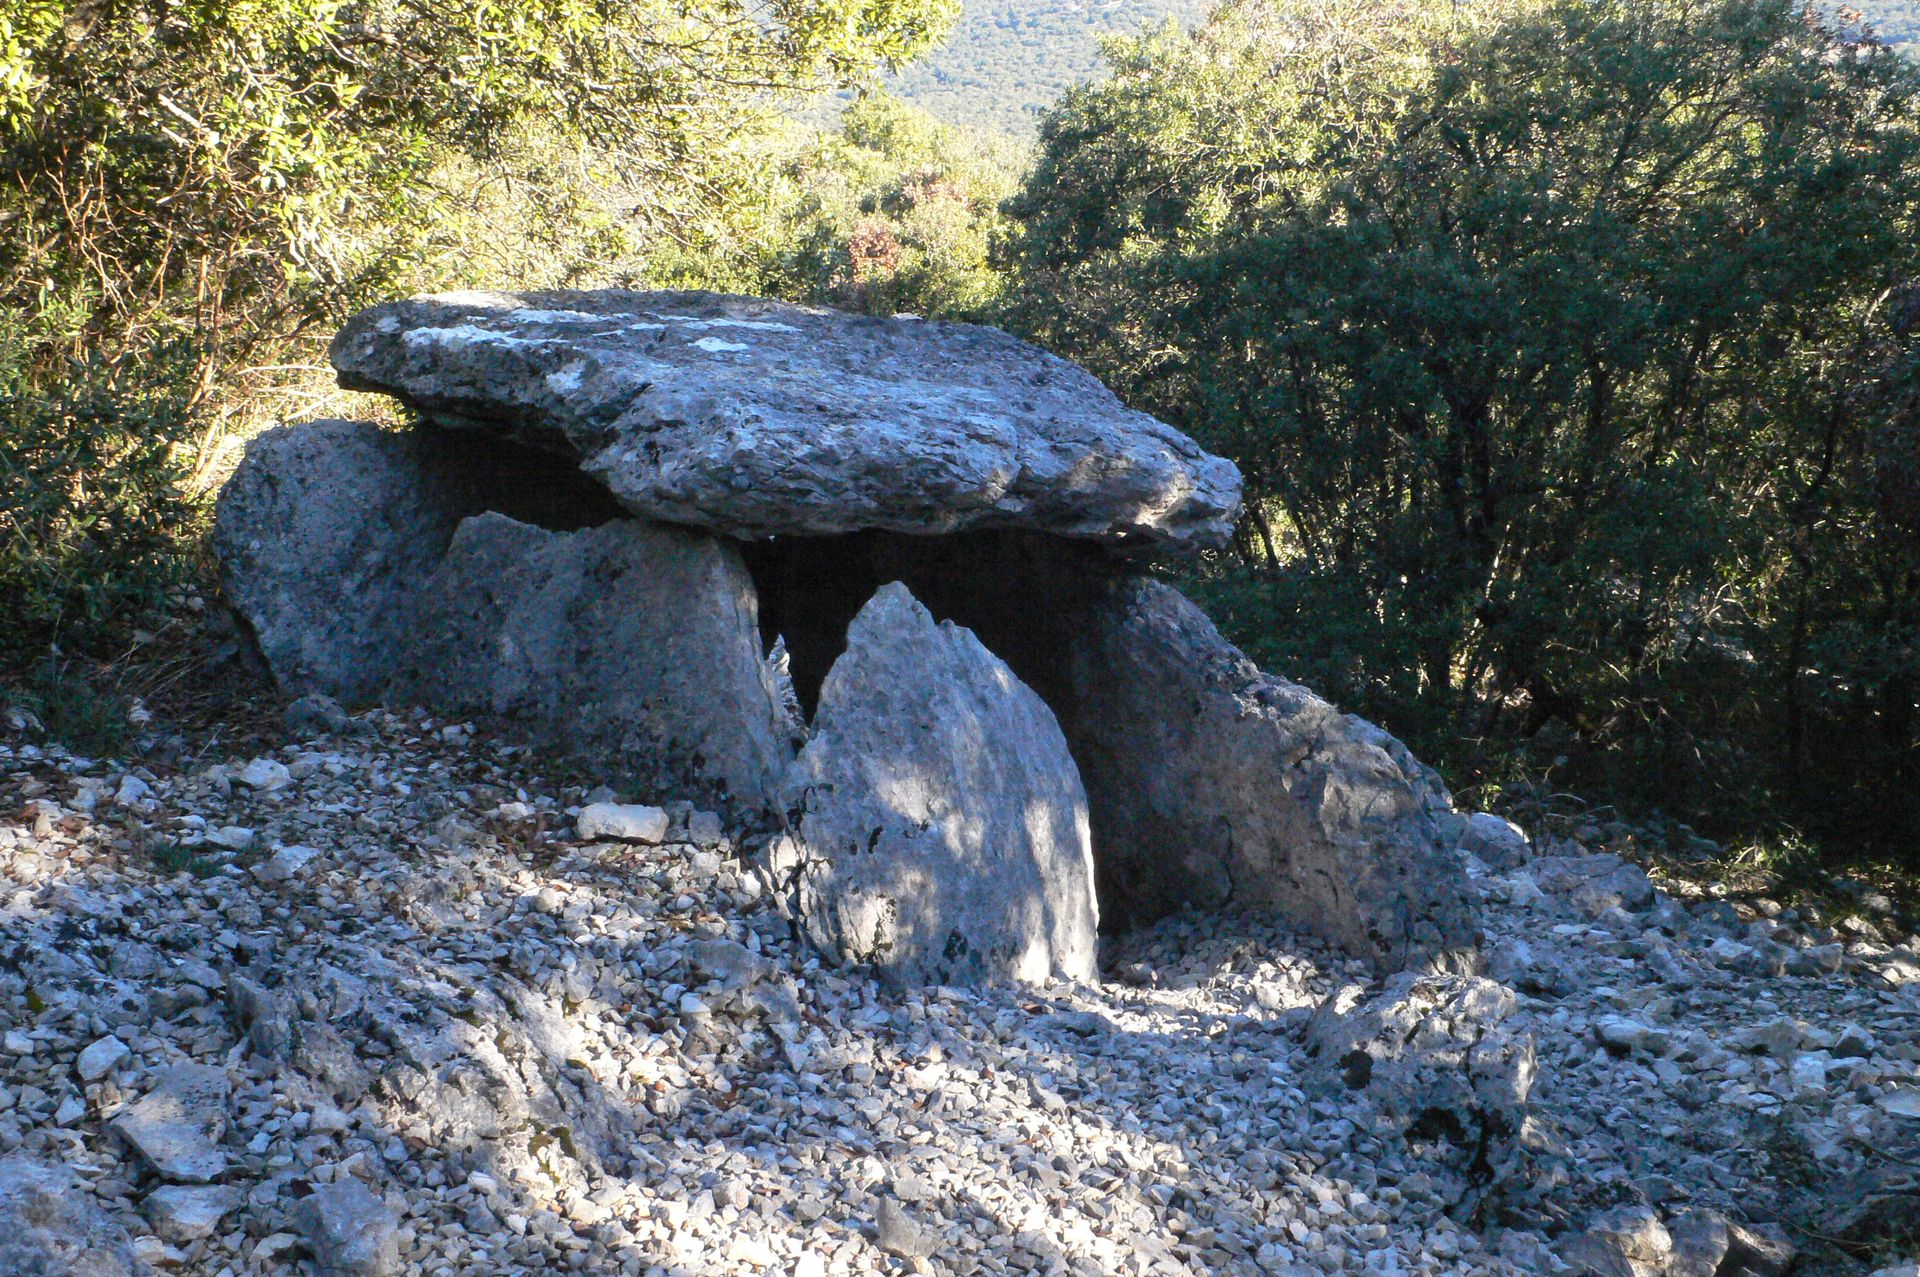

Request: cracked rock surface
left=330, top=289, right=1245, bottom=552
left=786, top=582, right=1098, bottom=988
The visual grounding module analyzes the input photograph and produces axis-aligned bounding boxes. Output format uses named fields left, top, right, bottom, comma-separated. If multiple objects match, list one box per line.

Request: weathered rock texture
left=218, top=422, right=789, bottom=807
left=0, top=1155, right=145, bottom=1277
left=1061, top=580, right=1478, bottom=972
left=298, top=1178, right=402, bottom=1277
left=785, top=583, right=1098, bottom=988
left=215, top=419, right=621, bottom=704
left=110, top=1062, right=231, bottom=1185
left=736, top=534, right=1476, bottom=973
left=330, top=290, right=1242, bottom=552
left=392, top=512, right=795, bottom=810
left=215, top=421, right=472, bottom=705
left=219, top=294, right=1483, bottom=979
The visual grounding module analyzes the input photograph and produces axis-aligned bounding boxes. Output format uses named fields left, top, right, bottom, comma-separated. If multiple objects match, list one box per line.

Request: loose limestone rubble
left=0, top=1153, right=144, bottom=1276
left=218, top=288, right=1483, bottom=979
left=2, top=711, right=1918, bottom=1275
left=1305, top=974, right=1537, bottom=1208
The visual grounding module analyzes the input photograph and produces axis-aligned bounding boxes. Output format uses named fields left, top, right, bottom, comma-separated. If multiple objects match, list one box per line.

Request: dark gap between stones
left=738, top=528, right=1123, bottom=727
left=446, top=432, right=629, bottom=532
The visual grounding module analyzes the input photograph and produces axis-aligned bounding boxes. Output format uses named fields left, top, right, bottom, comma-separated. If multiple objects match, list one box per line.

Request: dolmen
left=217, top=290, right=1480, bottom=986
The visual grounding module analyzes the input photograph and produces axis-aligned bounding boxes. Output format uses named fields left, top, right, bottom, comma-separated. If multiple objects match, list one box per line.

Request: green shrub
left=1011, top=0, right=1920, bottom=865
left=6, top=660, right=133, bottom=757
left=0, top=341, right=201, bottom=668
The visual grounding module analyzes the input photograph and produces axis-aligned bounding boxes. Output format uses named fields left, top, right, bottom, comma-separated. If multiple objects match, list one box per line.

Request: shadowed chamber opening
left=740, top=529, right=1159, bottom=937
left=739, top=528, right=1123, bottom=726
left=442, top=432, right=629, bottom=532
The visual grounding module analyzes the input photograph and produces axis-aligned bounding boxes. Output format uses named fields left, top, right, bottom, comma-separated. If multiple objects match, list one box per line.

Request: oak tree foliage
left=1006, top=0, right=1920, bottom=854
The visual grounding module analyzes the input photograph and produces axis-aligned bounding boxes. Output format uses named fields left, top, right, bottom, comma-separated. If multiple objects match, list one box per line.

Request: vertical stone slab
left=392, top=512, right=796, bottom=812
left=1065, top=578, right=1479, bottom=973
left=215, top=421, right=480, bottom=704
left=785, top=582, right=1098, bottom=988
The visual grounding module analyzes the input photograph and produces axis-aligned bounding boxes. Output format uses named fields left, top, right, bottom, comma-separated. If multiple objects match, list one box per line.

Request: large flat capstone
left=330, top=290, right=1242, bottom=552
left=785, top=583, right=1098, bottom=988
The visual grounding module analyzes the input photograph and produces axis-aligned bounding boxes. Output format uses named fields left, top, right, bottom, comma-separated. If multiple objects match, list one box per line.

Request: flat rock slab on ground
left=299, top=1178, right=401, bottom=1277
left=330, top=290, right=1243, bottom=552
left=109, top=1063, right=230, bottom=1184
left=785, top=582, right=1098, bottom=988
left=1306, top=972, right=1536, bottom=1201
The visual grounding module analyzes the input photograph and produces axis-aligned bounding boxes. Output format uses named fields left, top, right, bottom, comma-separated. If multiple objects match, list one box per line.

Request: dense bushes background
left=5, top=0, right=1920, bottom=876
left=1004, top=0, right=1920, bottom=865
left=0, top=0, right=955, bottom=666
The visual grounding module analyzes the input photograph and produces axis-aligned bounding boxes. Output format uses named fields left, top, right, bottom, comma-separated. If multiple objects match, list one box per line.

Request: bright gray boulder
left=0, top=1155, right=145, bottom=1276
left=298, top=1178, right=401, bottom=1277
left=215, top=418, right=621, bottom=704
left=143, top=1185, right=241, bottom=1244
left=1459, top=812, right=1532, bottom=870
left=1061, top=578, right=1479, bottom=972
left=391, top=512, right=796, bottom=810
left=330, top=290, right=1242, bottom=552
left=785, top=582, right=1098, bottom=987
left=1558, top=1205, right=1675, bottom=1277
left=215, top=420, right=475, bottom=704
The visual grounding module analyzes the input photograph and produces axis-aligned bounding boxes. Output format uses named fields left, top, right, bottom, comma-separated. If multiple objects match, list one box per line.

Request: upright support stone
left=215, top=421, right=479, bottom=705
left=784, top=582, right=1098, bottom=988
left=1063, top=578, right=1479, bottom=972
left=393, top=512, right=796, bottom=811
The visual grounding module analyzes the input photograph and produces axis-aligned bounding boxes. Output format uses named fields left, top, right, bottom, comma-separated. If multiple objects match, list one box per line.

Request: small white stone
left=576, top=802, right=670, bottom=844
left=251, top=844, right=321, bottom=882
left=54, top=1094, right=86, bottom=1126
left=688, top=811, right=725, bottom=845
left=1880, top=1089, right=1920, bottom=1119
left=204, top=825, right=256, bottom=851
left=145, top=1185, right=241, bottom=1243
left=237, top=757, right=292, bottom=790
left=1594, top=1017, right=1668, bottom=1055
left=76, top=1035, right=129, bottom=1082
left=1789, top=1054, right=1828, bottom=1098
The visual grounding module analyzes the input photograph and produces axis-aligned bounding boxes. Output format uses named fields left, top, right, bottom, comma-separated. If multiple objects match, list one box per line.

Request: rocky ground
left=2, top=698, right=1918, bottom=1277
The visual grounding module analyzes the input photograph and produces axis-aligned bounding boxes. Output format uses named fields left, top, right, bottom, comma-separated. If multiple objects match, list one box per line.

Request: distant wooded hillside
left=1857, top=0, right=1920, bottom=43
left=885, top=0, right=1211, bottom=136
left=887, top=0, right=1916, bottom=138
